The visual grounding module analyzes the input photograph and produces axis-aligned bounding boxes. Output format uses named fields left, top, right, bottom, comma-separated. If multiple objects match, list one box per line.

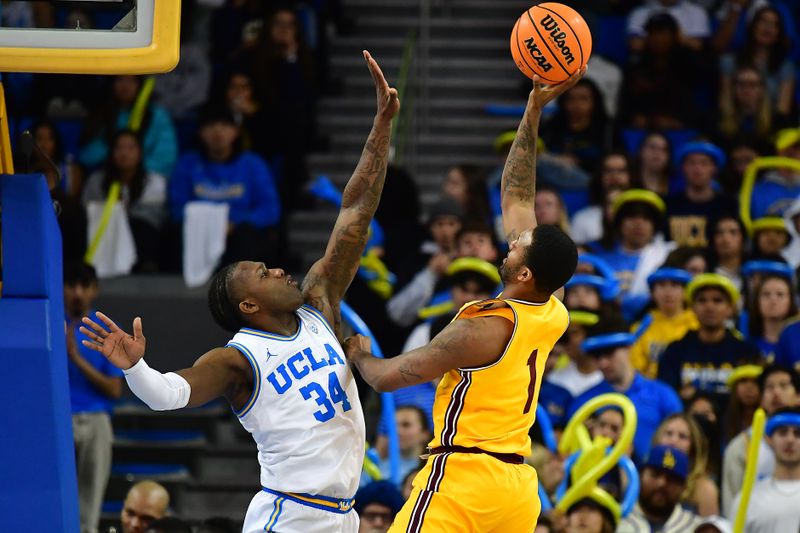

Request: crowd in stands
left=25, top=0, right=800, bottom=531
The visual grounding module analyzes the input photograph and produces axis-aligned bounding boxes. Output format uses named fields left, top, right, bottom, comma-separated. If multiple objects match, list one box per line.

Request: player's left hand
left=364, top=50, right=400, bottom=124
left=528, top=65, right=586, bottom=112
left=343, top=334, right=372, bottom=359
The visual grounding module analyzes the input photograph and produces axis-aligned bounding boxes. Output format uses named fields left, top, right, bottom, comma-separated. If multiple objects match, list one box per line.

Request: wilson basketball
left=510, top=3, right=592, bottom=84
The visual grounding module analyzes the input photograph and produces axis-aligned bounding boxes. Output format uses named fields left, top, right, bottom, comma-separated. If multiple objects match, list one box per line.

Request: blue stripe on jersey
left=227, top=342, right=262, bottom=417
left=264, top=496, right=285, bottom=531
left=300, top=304, right=337, bottom=338
left=262, top=487, right=355, bottom=514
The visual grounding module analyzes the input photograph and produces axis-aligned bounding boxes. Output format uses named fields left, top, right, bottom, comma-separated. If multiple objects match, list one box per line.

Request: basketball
left=510, top=3, right=592, bottom=84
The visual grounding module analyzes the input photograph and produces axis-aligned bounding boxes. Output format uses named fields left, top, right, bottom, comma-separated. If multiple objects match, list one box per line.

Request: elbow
left=372, top=376, right=396, bottom=394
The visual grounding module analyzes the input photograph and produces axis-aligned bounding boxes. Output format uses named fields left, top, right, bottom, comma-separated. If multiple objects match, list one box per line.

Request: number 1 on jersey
left=523, top=349, right=538, bottom=414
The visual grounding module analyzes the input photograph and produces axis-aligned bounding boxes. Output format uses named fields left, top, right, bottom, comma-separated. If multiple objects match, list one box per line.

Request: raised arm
left=80, top=313, right=252, bottom=410
left=302, top=51, right=400, bottom=333
left=500, top=70, right=585, bottom=243
left=343, top=316, right=513, bottom=392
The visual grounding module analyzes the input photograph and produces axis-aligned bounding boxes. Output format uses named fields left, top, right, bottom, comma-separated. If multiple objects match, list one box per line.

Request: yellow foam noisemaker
left=750, top=216, right=789, bottom=236
left=569, top=310, right=600, bottom=327
left=685, top=273, right=740, bottom=306
left=360, top=249, right=394, bottom=300
left=734, top=408, right=767, bottom=533
left=610, top=189, right=666, bottom=218
left=727, top=364, right=763, bottom=387
left=740, top=157, right=800, bottom=232
left=775, top=127, right=800, bottom=152
left=446, top=257, right=501, bottom=285
left=84, top=181, right=122, bottom=264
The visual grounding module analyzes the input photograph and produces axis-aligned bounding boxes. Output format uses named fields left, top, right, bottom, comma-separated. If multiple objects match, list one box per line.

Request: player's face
left=691, top=289, right=733, bottom=329
left=652, top=280, right=684, bottom=315
left=768, top=426, right=800, bottom=465
left=236, top=261, right=303, bottom=315
left=499, top=229, right=533, bottom=285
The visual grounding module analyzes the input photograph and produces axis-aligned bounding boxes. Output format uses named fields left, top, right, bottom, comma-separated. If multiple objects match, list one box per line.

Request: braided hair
left=208, top=262, right=245, bottom=332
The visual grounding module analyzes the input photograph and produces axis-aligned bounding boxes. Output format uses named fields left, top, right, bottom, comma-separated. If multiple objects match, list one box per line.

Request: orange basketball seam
left=537, top=4, right=587, bottom=67
left=513, top=13, right=559, bottom=83
left=526, top=8, right=571, bottom=77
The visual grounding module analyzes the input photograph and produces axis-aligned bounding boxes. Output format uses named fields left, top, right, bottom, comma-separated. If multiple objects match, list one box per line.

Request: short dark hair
left=525, top=225, right=578, bottom=294
left=208, top=263, right=245, bottom=332
left=758, top=364, right=800, bottom=393
left=64, top=262, right=98, bottom=286
left=455, top=220, right=495, bottom=244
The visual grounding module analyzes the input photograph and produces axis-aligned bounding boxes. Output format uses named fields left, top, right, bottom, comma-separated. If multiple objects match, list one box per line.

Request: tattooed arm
left=302, top=51, right=400, bottom=336
left=500, top=70, right=585, bottom=243
left=343, top=316, right=513, bottom=392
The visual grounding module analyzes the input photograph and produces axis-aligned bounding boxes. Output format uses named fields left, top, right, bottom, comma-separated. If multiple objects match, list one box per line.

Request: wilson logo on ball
left=524, top=38, right=553, bottom=72
left=540, top=14, right=576, bottom=65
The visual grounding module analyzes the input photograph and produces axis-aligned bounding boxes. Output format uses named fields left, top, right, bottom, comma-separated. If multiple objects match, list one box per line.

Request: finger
left=79, top=326, right=105, bottom=344
left=81, top=317, right=109, bottom=337
left=81, top=339, right=104, bottom=352
left=95, top=311, right=121, bottom=332
left=364, top=49, right=388, bottom=91
left=132, top=317, right=144, bottom=341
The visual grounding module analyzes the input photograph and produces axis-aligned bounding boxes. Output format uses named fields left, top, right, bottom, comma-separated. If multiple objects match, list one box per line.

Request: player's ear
left=239, top=298, right=259, bottom=315
left=518, top=266, right=533, bottom=283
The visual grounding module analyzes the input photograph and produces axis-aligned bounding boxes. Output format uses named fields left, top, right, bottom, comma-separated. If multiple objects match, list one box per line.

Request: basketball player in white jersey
left=79, top=50, right=399, bottom=533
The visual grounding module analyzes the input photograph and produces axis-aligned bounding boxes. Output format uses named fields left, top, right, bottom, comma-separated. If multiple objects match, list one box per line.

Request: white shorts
left=243, top=489, right=360, bottom=533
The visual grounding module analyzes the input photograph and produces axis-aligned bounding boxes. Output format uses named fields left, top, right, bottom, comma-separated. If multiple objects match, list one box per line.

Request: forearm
left=124, top=359, right=191, bottom=411
left=500, top=105, right=541, bottom=240
left=71, top=353, right=122, bottom=399
left=350, top=349, right=415, bottom=393
left=341, top=118, right=392, bottom=212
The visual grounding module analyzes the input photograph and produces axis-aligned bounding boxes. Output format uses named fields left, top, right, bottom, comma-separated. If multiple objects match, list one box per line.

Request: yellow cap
left=446, top=257, right=501, bottom=285
left=776, top=128, right=800, bottom=152
left=751, top=216, right=789, bottom=235
left=727, top=364, right=763, bottom=387
left=611, top=189, right=666, bottom=218
left=686, top=273, right=739, bottom=305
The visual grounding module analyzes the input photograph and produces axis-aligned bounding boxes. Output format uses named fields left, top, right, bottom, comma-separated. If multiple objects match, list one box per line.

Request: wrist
left=373, top=116, right=393, bottom=129
left=122, top=357, right=146, bottom=374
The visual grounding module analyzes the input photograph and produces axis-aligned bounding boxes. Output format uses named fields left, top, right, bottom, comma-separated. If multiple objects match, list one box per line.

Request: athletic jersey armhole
left=458, top=306, right=518, bottom=372
left=226, top=341, right=262, bottom=418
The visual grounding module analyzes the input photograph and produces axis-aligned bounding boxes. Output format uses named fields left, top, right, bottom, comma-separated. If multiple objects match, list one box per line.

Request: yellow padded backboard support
left=0, top=2, right=180, bottom=75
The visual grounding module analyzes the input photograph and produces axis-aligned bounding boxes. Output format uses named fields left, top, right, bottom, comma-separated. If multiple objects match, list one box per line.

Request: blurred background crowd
left=3, top=0, right=800, bottom=532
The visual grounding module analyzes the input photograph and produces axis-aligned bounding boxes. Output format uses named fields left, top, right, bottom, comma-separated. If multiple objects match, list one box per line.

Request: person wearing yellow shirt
left=630, top=268, right=699, bottom=378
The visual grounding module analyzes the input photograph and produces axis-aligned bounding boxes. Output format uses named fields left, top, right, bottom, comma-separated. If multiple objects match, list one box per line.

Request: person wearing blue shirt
left=169, top=106, right=282, bottom=266
left=750, top=129, right=800, bottom=219
left=568, top=318, right=682, bottom=463
left=64, top=263, right=123, bottom=533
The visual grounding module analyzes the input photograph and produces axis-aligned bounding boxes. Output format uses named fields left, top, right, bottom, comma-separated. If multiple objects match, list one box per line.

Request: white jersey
left=227, top=304, right=365, bottom=499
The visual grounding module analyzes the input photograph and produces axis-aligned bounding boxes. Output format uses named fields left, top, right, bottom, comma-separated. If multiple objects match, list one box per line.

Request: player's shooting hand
left=80, top=312, right=146, bottom=371
left=343, top=334, right=372, bottom=360
left=528, top=66, right=586, bottom=112
left=364, top=50, right=400, bottom=124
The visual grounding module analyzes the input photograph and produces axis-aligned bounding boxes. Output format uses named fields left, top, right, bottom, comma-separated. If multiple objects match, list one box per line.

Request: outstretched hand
left=80, top=312, right=146, bottom=370
left=528, top=66, right=587, bottom=112
left=343, top=334, right=372, bottom=361
left=364, top=50, right=400, bottom=124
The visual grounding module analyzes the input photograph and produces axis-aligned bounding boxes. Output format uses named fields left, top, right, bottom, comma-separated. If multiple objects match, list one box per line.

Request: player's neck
left=501, top=284, right=549, bottom=304
left=247, top=311, right=300, bottom=337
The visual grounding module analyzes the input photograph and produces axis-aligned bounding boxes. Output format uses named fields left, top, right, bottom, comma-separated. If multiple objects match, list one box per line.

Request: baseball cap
left=643, top=445, right=689, bottom=482
left=685, top=273, right=739, bottom=305
left=776, top=128, right=800, bottom=152
left=427, top=197, right=464, bottom=224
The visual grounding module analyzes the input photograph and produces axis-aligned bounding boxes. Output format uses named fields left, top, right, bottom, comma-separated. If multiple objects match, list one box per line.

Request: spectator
left=630, top=268, right=698, bottom=379
left=27, top=119, right=87, bottom=263
left=749, top=128, right=800, bottom=219
left=617, top=446, right=702, bottom=532
left=620, top=13, right=703, bottom=130
left=631, top=132, right=672, bottom=196
left=721, top=364, right=800, bottom=515
left=719, top=140, right=762, bottom=195
left=568, top=317, right=683, bottom=462
left=236, top=6, right=317, bottom=209
left=729, top=407, right=800, bottom=530
left=658, top=274, right=761, bottom=406
left=694, top=516, right=732, bottom=533
left=666, top=142, right=737, bottom=248
left=563, top=276, right=606, bottom=312
left=65, top=263, right=122, bottom=533
left=386, top=198, right=463, bottom=327
left=654, top=414, right=719, bottom=516
left=454, top=222, right=499, bottom=265
left=121, top=481, right=170, bottom=533
left=748, top=273, right=796, bottom=359
left=724, top=365, right=763, bottom=442
left=571, top=152, right=631, bottom=245
left=376, top=406, right=429, bottom=485
left=224, top=71, right=269, bottom=156
left=719, top=6, right=795, bottom=115
left=627, top=0, right=711, bottom=52
left=718, top=65, right=781, bottom=146
left=547, top=309, right=603, bottom=398
left=687, top=391, right=724, bottom=476
left=441, top=164, right=491, bottom=224
left=591, top=189, right=674, bottom=318
left=169, top=106, right=281, bottom=267
left=534, top=514, right=556, bottom=533
left=707, top=215, right=747, bottom=291
left=80, top=75, right=178, bottom=177
left=750, top=217, right=792, bottom=260
left=145, top=517, right=192, bottom=533
left=538, top=349, right=574, bottom=429
left=354, top=481, right=404, bottom=533
left=565, top=496, right=617, bottom=533
left=664, top=246, right=709, bottom=277
left=541, top=78, right=612, bottom=174
left=82, top=130, right=167, bottom=273
left=535, top=185, right=572, bottom=233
